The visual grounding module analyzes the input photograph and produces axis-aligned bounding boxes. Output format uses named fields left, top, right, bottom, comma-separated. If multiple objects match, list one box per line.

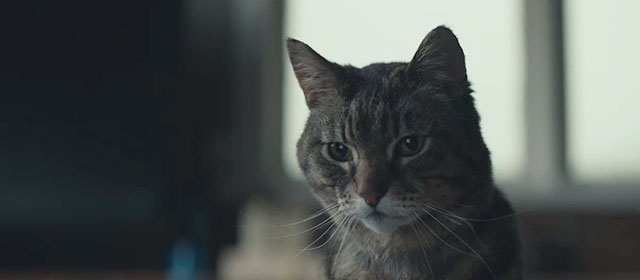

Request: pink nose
left=360, top=192, right=385, bottom=208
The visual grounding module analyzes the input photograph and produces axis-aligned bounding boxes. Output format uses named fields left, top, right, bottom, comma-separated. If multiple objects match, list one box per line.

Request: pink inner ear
left=287, top=39, right=340, bottom=109
left=291, top=62, right=337, bottom=108
left=302, top=85, right=333, bottom=109
left=292, top=68, right=322, bottom=108
left=302, top=86, right=321, bottom=108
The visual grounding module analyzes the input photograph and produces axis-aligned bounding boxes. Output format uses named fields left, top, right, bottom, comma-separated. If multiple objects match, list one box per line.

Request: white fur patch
left=353, top=196, right=410, bottom=236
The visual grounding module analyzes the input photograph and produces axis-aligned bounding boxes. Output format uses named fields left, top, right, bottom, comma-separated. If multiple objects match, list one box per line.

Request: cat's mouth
left=368, top=210, right=395, bottom=220
left=364, top=210, right=404, bottom=224
left=359, top=211, right=406, bottom=236
left=361, top=208, right=405, bottom=223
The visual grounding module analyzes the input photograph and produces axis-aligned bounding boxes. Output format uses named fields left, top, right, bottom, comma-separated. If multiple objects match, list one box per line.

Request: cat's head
left=288, top=26, right=493, bottom=239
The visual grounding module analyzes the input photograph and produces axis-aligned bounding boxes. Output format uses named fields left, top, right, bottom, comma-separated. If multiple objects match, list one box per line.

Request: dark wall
left=0, top=0, right=238, bottom=272
left=1, top=1, right=170, bottom=222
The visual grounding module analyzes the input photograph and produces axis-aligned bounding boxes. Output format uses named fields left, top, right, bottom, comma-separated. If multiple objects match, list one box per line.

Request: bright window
left=565, top=0, right=640, bottom=184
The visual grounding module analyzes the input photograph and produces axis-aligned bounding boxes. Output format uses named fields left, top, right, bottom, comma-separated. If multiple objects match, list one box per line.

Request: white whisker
left=331, top=216, right=354, bottom=279
left=272, top=204, right=338, bottom=228
left=409, top=219, right=433, bottom=275
left=420, top=203, right=478, bottom=238
left=413, top=212, right=474, bottom=258
left=267, top=214, right=334, bottom=240
left=423, top=198, right=528, bottom=222
left=303, top=215, right=349, bottom=252
left=295, top=213, right=347, bottom=257
left=421, top=209, right=497, bottom=280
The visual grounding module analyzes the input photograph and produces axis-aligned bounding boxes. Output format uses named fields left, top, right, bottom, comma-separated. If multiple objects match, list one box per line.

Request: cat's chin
left=359, top=212, right=406, bottom=237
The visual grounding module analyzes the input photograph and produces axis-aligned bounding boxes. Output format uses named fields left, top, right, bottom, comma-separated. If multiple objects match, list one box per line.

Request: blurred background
left=1, top=0, right=639, bottom=279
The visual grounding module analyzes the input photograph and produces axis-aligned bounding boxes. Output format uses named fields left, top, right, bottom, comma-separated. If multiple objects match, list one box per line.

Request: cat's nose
left=359, top=191, right=386, bottom=208
left=355, top=159, right=390, bottom=208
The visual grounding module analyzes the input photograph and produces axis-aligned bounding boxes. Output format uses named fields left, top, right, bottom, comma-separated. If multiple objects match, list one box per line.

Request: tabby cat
left=287, top=26, right=522, bottom=280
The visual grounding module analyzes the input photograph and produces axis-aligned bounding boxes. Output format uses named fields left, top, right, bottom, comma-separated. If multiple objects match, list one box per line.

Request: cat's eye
left=327, top=142, right=351, bottom=162
left=396, top=136, right=426, bottom=157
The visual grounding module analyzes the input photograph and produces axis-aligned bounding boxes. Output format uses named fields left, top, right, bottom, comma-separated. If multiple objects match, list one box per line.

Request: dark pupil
left=332, top=143, right=347, bottom=157
left=404, top=137, right=418, bottom=151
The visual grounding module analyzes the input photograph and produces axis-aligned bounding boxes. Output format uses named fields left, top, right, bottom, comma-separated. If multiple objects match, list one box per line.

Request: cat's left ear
left=406, top=26, right=468, bottom=95
left=287, top=38, right=343, bottom=109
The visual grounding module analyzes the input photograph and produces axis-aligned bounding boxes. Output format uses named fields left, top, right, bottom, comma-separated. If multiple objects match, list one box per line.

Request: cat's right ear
left=286, top=38, right=342, bottom=109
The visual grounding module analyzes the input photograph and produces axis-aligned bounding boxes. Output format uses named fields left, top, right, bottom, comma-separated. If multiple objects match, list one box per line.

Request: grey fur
left=287, top=26, right=522, bottom=280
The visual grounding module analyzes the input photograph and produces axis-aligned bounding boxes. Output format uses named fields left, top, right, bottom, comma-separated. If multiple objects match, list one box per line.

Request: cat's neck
left=329, top=239, right=454, bottom=280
